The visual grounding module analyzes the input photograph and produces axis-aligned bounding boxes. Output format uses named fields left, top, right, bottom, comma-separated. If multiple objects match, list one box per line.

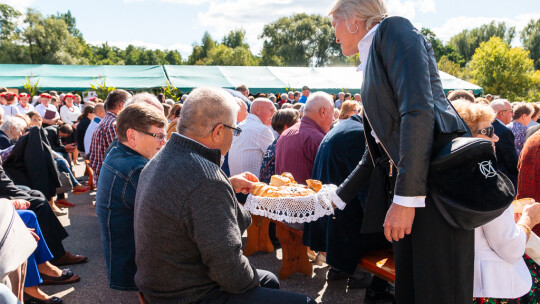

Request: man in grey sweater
left=134, top=87, right=316, bottom=304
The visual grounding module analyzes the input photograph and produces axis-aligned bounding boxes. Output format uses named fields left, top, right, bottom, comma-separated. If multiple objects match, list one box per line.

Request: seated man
left=134, top=87, right=315, bottom=304
left=96, top=102, right=167, bottom=291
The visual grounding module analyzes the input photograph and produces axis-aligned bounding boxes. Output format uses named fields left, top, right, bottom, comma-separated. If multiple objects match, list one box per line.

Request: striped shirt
left=89, top=112, right=117, bottom=183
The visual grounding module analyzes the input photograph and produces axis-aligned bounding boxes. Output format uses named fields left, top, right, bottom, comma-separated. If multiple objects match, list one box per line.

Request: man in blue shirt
left=298, top=86, right=310, bottom=104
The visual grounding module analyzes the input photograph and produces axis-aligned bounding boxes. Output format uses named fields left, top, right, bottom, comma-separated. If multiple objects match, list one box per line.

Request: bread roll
left=276, top=186, right=316, bottom=197
left=250, top=182, right=267, bottom=196
left=306, top=179, right=322, bottom=192
left=512, top=198, right=536, bottom=213
left=281, top=172, right=296, bottom=183
left=270, top=175, right=292, bottom=187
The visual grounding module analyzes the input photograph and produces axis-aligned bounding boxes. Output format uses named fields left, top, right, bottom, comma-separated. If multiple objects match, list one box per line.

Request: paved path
left=39, top=162, right=389, bottom=304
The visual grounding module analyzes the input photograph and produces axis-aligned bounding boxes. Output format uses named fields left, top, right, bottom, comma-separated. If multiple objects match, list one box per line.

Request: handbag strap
left=260, top=155, right=276, bottom=179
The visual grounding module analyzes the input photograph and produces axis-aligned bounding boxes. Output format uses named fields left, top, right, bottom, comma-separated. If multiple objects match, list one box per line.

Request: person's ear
left=212, top=123, right=224, bottom=143
left=126, top=128, right=138, bottom=146
left=319, top=107, right=326, bottom=118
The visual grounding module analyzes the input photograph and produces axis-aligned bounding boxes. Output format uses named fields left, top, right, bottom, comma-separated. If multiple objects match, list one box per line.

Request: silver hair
left=490, top=99, right=511, bottom=113
left=304, top=92, right=334, bottom=113
left=177, top=87, right=239, bottom=137
left=124, top=92, right=164, bottom=111
left=281, top=103, right=294, bottom=109
left=234, top=97, right=247, bottom=111
left=329, top=0, right=388, bottom=31
left=1, top=116, right=26, bottom=133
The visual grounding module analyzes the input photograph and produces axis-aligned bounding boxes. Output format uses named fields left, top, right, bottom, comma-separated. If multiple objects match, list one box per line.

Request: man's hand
left=65, top=143, right=77, bottom=152
left=229, top=172, right=259, bottom=194
left=12, top=199, right=30, bottom=210
left=383, top=203, right=415, bottom=242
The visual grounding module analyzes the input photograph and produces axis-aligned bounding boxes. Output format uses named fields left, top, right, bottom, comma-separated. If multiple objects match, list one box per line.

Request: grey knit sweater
left=134, top=133, right=259, bottom=304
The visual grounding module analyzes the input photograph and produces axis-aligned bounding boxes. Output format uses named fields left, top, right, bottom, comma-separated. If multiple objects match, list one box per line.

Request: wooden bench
left=357, top=248, right=395, bottom=283
left=244, top=215, right=274, bottom=256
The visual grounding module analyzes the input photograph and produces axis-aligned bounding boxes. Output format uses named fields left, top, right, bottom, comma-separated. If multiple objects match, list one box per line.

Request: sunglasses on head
left=477, top=125, right=494, bottom=138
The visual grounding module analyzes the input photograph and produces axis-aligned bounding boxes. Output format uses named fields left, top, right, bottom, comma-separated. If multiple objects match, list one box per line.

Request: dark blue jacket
left=303, top=115, right=387, bottom=273
left=493, top=119, right=518, bottom=188
left=0, top=130, right=12, bottom=150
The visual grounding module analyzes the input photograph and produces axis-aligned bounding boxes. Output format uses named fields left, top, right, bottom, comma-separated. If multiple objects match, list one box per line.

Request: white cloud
left=123, top=0, right=208, bottom=4
left=196, top=0, right=438, bottom=55
left=88, top=40, right=194, bottom=58
left=3, top=0, right=35, bottom=11
left=432, top=13, right=540, bottom=44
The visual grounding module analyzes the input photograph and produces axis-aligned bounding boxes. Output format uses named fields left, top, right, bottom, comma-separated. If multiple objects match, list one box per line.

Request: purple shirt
left=275, top=116, right=326, bottom=184
left=508, top=121, right=528, bottom=155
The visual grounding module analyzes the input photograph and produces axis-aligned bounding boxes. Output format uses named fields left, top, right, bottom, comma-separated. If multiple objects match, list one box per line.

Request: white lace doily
left=244, top=184, right=337, bottom=223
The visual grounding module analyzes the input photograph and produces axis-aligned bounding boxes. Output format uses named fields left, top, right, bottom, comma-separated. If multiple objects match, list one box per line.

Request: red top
left=517, top=130, right=540, bottom=234
left=275, top=116, right=326, bottom=184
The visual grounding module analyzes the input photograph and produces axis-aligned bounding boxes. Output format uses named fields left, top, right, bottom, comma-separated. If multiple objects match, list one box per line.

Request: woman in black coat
left=328, top=0, right=472, bottom=303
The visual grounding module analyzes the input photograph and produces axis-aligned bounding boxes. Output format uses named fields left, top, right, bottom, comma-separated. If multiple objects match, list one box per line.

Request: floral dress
left=259, top=138, right=278, bottom=184
left=473, top=255, right=540, bottom=304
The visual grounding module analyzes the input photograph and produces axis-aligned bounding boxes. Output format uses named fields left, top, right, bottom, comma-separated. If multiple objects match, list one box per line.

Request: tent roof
left=0, top=64, right=168, bottom=91
left=0, top=64, right=483, bottom=95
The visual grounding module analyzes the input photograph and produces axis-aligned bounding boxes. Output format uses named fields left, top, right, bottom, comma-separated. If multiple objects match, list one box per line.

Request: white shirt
left=2, top=104, right=20, bottom=118
left=228, top=114, right=275, bottom=177
left=334, top=22, right=425, bottom=210
left=334, top=99, right=343, bottom=109
left=59, top=105, right=82, bottom=125
left=35, top=104, right=59, bottom=120
left=474, top=205, right=531, bottom=298
left=16, top=103, right=34, bottom=114
left=84, top=118, right=101, bottom=155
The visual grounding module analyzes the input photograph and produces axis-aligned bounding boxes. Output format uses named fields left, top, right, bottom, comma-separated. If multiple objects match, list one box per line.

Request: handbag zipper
left=363, top=111, right=397, bottom=177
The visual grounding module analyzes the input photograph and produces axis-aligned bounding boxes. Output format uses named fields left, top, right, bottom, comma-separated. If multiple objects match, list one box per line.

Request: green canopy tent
left=0, top=64, right=169, bottom=91
left=0, top=64, right=483, bottom=95
left=164, top=65, right=483, bottom=95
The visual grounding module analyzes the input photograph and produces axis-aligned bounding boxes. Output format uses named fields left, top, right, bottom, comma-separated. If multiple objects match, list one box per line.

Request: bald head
left=490, top=99, right=511, bottom=113
left=177, top=87, right=239, bottom=137
left=250, top=98, right=276, bottom=126
left=235, top=97, right=248, bottom=123
left=94, top=103, right=106, bottom=118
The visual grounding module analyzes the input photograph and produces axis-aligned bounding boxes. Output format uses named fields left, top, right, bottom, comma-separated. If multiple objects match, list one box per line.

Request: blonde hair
left=329, top=0, right=388, bottom=30
left=339, top=100, right=360, bottom=119
left=452, top=99, right=495, bottom=134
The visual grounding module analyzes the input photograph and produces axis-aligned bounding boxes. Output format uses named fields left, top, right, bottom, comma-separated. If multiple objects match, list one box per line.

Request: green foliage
left=162, top=81, right=181, bottom=101
left=421, top=28, right=464, bottom=65
left=188, top=30, right=258, bottom=66
left=469, top=37, right=534, bottom=101
left=188, top=32, right=217, bottom=65
left=259, top=13, right=345, bottom=67
left=437, top=55, right=470, bottom=80
left=0, top=4, right=21, bottom=40
left=521, top=18, right=540, bottom=70
left=22, top=75, right=41, bottom=97
left=449, top=21, right=515, bottom=62
left=90, top=77, right=116, bottom=99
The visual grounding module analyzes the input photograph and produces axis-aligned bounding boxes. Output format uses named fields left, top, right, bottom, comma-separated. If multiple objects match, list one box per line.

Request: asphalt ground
left=40, top=161, right=390, bottom=304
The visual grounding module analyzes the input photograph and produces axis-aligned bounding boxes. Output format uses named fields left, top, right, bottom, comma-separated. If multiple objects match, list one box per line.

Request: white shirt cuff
left=393, top=195, right=426, bottom=208
left=332, top=190, right=347, bottom=210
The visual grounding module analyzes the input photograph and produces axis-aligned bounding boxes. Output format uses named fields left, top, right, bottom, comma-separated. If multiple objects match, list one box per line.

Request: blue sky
left=5, top=0, right=540, bottom=59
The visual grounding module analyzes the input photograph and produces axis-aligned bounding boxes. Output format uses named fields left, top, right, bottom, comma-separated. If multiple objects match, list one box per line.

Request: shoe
left=72, top=185, right=90, bottom=194
left=327, top=268, right=349, bottom=281
left=347, top=273, right=373, bottom=289
left=51, top=252, right=88, bottom=266
left=24, top=293, right=63, bottom=304
left=40, top=269, right=80, bottom=285
left=314, top=252, right=326, bottom=266
left=364, top=287, right=395, bottom=303
left=56, top=199, right=75, bottom=208
left=53, top=208, right=68, bottom=216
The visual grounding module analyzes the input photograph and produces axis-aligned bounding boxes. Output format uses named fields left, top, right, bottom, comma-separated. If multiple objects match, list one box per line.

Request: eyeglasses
left=139, top=130, right=167, bottom=141
left=477, top=125, right=494, bottom=138
left=222, top=124, right=242, bottom=136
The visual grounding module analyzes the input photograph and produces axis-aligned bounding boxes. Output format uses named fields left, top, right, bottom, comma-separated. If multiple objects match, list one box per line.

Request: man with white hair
left=275, top=91, right=334, bottom=184
left=491, top=99, right=519, bottom=187
left=335, top=92, right=345, bottom=109
left=235, top=97, right=248, bottom=123
left=228, top=98, right=275, bottom=178
left=354, top=93, right=362, bottom=102
left=134, top=87, right=315, bottom=304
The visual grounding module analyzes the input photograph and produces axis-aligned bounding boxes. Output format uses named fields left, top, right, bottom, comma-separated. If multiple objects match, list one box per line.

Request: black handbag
left=428, top=137, right=515, bottom=230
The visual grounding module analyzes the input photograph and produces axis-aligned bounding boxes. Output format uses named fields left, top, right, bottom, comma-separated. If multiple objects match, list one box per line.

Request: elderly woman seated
left=0, top=116, right=26, bottom=149
left=452, top=99, right=540, bottom=303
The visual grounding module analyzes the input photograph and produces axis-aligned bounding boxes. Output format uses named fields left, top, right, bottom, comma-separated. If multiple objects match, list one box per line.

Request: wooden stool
left=357, top=248, right=395, bottom=283
left=84, top=160, right=95, bottom=190
left=274, top=221, right=312, bottom=280
left=244, top=215, right=274, bottom=256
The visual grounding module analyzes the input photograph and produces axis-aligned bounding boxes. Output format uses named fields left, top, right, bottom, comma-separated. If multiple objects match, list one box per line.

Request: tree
left=421, top=28, right=463, bottom=65
left=165, top=50, right=182, bottom=65
left=469, top=37, right=534, bottom=101
left=223, top=29, right=248, bottom=49
left=53, top=10, right=82, bottom=39
left=188, top=32, right=216, bottom=65
left=521, top=18, right=540, bottom=70
left=449, top=21, right=515, bottom=62
left=0, top=4, right=21, bottom=40
left=438, top=55, right=469, bottom=80
left=259, top=13, right=345, bottom=67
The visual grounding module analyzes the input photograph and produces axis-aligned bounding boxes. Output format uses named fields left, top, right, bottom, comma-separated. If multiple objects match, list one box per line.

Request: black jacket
left=337, top=17, right=469, bottom=208
left=76, top=117, right=91, bottom=152
left=3, top=126, right=61, bottom=200
left=493, top=119, right=518, bottom=187
left=44, top=125, right=66, bottom=154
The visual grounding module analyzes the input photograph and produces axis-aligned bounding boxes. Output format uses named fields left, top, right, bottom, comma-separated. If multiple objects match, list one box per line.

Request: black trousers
left=392, top=194, right=474, bottom=304
left=14, top=188, right=68, bottom=259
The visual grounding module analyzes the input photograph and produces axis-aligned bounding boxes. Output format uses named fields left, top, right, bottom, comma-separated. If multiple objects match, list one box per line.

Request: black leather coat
left=337, top=16, right=469, bottom=206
